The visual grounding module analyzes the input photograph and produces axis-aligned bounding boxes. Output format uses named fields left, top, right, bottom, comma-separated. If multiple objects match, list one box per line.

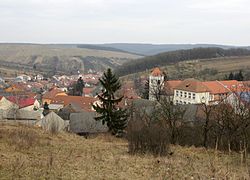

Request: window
left=184, top=92, right=187, bottom=98
left=188, top=93, right=191, bottom=99
left=176, top=100, right=178, bottom=104
left=157, top=80, right=161, bottom=85
left=184, top=101, right=186, bottom=104
left=176, top=91, right=179, bottom=96
left=192, top=93, right=196, bottom=100
left=180, top=91, right=183, bottom=97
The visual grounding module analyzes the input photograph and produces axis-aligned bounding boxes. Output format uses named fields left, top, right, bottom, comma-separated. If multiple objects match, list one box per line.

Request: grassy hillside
left=0, top=44, right=141, bottom=75
left=116, top=48, right=250, bottom=77
left=122, top=56, right=250, bottom=81
left=91, top=43, right=250, bottom=56
left=0, top=123, right=249, bottom=179
left=164, top=56, right=250, bottom=80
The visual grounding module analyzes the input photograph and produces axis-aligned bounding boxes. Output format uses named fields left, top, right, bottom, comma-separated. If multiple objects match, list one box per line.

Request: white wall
left=173, top=89, right=210, bottom=105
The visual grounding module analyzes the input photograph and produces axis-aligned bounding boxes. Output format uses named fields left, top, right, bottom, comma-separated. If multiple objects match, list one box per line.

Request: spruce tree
left=237, top=70, right=244, bottom=81
left=92, top=68, right=127, bottom=135
left=76, top=77, right=85, bottom=96
left=228, top=72, right=234, bottom=80
left=43, top=102, right=50, bottom=116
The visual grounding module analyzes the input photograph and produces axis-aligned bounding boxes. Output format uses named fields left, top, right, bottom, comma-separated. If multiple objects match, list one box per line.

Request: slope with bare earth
left=0, top=44, right=142, bottom=75
left=0, top=123, right=249, bottom=179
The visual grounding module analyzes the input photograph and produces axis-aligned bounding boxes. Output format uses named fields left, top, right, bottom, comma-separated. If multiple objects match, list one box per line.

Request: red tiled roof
left=219, top=80, right=246, bottom=92
left=175, top=79, right=210, bottom=93
left=51, top=95, right=98, bottom=112
left=151, top=67, right=163, bottom=77
left=7, top=96, right=36, bottom=108
left=43, top=88, right=66, bottom=99
left=83, top=87, right=95, bottom=95
left=165, top=80, right=182, bottom=95
left=203, top=81, right=229, bottom=94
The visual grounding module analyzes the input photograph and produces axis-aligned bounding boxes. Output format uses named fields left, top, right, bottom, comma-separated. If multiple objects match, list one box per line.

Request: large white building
left=173, top=79, right=211, bottom=105
left=173, top=79, right=244, bottom=105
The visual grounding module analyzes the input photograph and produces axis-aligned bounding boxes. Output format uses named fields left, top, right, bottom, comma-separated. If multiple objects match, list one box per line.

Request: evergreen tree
left=76, top=77, right=85, bottom=96
left=43, top=102, right=50, bottom=116
left=237, top=70, right=244, bottom=81
left=92, top=68, right=127, bottom=135
left=68, top=77, right=85, bottom=96
left=228, top=72, right=234, bottom=80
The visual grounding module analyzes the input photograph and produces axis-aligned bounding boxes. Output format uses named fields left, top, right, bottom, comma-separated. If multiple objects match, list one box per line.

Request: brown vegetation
left=1, top=122, right=249, bottom=179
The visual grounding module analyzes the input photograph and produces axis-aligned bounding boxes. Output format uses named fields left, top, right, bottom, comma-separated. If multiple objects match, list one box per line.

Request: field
left=167, top=56, right=250, bottom=80
left=0, top=123, right=249, bottom=179
left=0, top=44, right=142, bottom=75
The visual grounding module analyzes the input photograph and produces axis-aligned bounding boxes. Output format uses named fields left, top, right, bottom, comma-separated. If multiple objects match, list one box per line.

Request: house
left=0, top=96, right=41, bottom=120
left=6, top=96, right=40, bottom=111
left=5, top=85, right=24, bottom=94
left=0, top=96, right=18, bottom=111
left=48, top=104, right=64, bottom=112
left=173, top=79, right=211, bottom=105
left=34, top=74, right=44, bottom=81
left=42, top=88, right=67, bottom=104
left=50, top=95, right=99, bottom=112
left=15, top=75, right=31, bottom=82
left=202, top=81, right=230, bottom=104
left=224, top=91, right=250, bottom=113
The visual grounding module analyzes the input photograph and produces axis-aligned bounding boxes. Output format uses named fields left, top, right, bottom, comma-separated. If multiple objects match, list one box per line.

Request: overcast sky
left=0, top=0, right=249, bottom=45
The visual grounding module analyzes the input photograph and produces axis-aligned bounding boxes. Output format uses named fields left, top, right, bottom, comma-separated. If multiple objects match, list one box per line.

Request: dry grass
left=0, top=44, right=141, bottom=63
left=161, top=56, right=250, bottom=80
left=200, top=56, right=250, bottom=73
left=0, top=123, right=249, bottom=179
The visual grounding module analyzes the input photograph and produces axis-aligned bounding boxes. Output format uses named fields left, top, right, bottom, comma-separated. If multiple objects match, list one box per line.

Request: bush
left=127, top=109, right=170, bottom=156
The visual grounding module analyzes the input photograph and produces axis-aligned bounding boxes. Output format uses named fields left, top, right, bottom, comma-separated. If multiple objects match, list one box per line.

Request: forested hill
left=116, top=48, right=250, bottom=77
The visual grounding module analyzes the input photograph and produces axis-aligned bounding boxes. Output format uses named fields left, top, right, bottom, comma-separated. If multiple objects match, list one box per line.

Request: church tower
left=149, top=67, right=165, bottom=101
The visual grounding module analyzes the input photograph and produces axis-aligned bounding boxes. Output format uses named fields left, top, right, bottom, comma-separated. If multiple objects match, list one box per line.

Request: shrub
left=127, top=108, right=170, bottom=156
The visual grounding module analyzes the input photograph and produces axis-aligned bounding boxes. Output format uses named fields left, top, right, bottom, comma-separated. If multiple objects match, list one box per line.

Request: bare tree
left=158, top=98, right=186, bottom=144
left=200, top=103, right=216, bottom=148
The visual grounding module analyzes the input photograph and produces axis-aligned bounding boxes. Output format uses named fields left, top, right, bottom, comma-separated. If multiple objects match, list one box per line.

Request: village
left=0, top=67, right=249, bottom=135
left=0, top=67, right=250, bottom=179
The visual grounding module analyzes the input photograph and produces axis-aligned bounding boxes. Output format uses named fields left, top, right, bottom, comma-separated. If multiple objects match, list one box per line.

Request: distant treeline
left=116, top=48, right=250, bottom=77
left=77, top=44, right=128, bottom=53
